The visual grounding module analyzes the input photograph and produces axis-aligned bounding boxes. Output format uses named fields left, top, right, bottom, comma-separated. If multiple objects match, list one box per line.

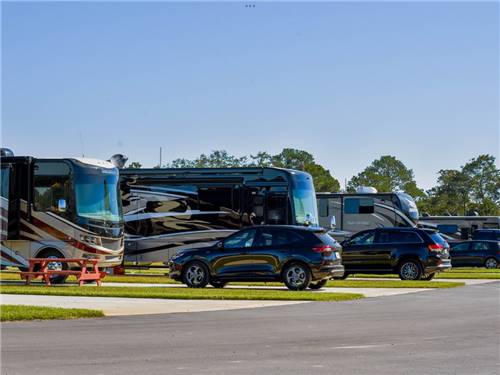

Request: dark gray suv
left=339, top=227, right=452, bottom=280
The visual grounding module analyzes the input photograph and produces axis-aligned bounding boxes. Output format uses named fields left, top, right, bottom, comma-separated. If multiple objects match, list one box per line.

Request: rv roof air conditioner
left=1, top=148, right=14, bottom=157
left=109, top=154, right=128, bottom=169
left=356, top=186, right=378, bottom=194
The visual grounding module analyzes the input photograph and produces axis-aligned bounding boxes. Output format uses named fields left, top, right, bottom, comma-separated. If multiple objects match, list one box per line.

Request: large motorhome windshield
left=291, top=174, right=318, bottom=225
left=397, top=192, right=419, bottom=223
left=74, top=172, right=122, bottom=223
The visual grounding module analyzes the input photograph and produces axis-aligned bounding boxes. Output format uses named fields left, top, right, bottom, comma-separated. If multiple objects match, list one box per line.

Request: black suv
left=168, top=226, right=344, bottom=290
left=340, top=227, right=451, bottom=280
left=450, top=240, right=500, bottom=269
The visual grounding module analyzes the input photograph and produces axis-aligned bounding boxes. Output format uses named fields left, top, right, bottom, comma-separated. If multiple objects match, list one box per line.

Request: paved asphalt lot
left=2, top=281, right=499, bottom=375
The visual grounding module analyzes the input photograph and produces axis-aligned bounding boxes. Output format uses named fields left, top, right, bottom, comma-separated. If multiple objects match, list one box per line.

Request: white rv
left=1, top=151, right=124, bottom=282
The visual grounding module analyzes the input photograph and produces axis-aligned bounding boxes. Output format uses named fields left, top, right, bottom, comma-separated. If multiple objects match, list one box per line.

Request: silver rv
left=317, top=187, right=419, bottom=241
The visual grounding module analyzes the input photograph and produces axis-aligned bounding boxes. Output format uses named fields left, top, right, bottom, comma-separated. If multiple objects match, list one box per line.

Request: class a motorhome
left=1, top=149, right=124, bottom=275
left=120, top=167, right=319, bottom=266
left=317, top=186, right=419, bottom=241
left=418, top=215, right=500, bottom=240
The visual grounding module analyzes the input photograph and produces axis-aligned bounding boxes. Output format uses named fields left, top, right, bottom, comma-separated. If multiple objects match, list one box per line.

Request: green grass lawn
left=0, top=271, right=463, bottom=288
left=1, top=304, right=104, bottom=322
left=0, top=285, right=363, bottom=302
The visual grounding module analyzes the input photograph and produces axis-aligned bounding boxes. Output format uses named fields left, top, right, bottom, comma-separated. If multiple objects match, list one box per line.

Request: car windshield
left=74, top=172, right=122, bottom=223
left=292, top=175, right=318, bottom=225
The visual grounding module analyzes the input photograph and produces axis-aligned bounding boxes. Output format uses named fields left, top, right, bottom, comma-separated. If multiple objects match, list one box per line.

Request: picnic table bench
left=20, top=258, right=106, bottom=286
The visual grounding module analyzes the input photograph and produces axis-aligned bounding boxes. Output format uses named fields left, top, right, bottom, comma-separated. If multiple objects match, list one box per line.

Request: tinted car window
left=316, top=233, right=340, bottom=247
left=254, top=229, right=303, bottom=247
left=452, top=242, right=469, bottom=251
left=224, top=229, right=256, bottom=249
left=391, top=231, right=422, bottom=243
left=349, top=231, right=374, bottom=245
left=472, top=242, right=490, bottom=251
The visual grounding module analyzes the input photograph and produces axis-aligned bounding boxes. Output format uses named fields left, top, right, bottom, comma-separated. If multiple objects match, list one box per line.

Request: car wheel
left=283, top=263, right=311, bottom=291
left=398, top=260, right=422, bottom=281
left=36, top=250, right=68, bottom=284
left=182, top=261, right=209, bottom=288
left=484, top=257, right=498, bottom=269
left=422, top=273, right=435, bottom=281
left=333, top=273, right=349, bottom=280
left=309, top=279, right=328, bottom=290
left=209, top=280, right=227, bottom=288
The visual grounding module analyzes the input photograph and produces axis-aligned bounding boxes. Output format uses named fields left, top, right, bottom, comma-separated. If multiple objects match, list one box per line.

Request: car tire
left=182, top=261, right=209, bottom=288
left=282, top=263, right=311, bottom=291
left=35, top=249, right=68, bottom=284
left=422, top=273, right=435, bottom=281
left=398, top=260, right=422, bottom=281
left=309, top=279, right=328, bottom=290
left=484, top=257, right=498, bottom=269
left=333, top=273, right=349, bottom=280
left=209, top=280, right=227, bottom=288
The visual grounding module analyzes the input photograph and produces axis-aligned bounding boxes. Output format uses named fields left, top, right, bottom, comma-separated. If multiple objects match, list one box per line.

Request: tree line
left=127, top=149, right=500, bottom=216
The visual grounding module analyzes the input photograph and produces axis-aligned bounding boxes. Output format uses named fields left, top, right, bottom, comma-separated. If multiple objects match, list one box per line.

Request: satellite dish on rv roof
left=0, top=148, right=14, bottom=157
left=355, top=186, right=378, bottom=194
left=109, top=154, right=128, bottom=169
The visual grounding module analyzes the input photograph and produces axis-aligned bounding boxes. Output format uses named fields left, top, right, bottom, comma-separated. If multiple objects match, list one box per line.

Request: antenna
left=79, top=130, right=85, bottom=157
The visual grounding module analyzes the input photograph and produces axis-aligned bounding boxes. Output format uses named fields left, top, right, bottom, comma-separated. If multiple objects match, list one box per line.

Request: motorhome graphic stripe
left=28, top=216, right=111, bottom=255
left=0, top=250, right=22, bottom=266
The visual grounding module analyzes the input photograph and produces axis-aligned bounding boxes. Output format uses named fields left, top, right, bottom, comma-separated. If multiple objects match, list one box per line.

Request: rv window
left=1, top=166, right=9, bottom=199
left=199, top=187, right=233, bottom=212
left=319, top=199, right=329, bottom=217
left=344, top=198, right=374, bottom=214
left=34, top=175, right=71, bottom=217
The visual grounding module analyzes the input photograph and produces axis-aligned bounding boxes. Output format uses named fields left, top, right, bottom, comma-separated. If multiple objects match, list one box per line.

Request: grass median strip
left=0, top=271, right=465, bottom=287
left=0, top=285, right=363, bottom=302
left=1, top=305, right=104, bottom=322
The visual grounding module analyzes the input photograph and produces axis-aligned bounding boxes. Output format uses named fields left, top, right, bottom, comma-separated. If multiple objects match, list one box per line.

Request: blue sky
left=2, top=1, right=499, bottom=190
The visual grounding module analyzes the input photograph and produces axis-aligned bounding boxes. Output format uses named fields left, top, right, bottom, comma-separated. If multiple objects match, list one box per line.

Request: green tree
left=303, top=163, right=339, bottom=192
left=271, top=148, right=315, bottom=170
left=420, top=155, right=500, bottom=215
left=249, top=151, right=273, bottom=167
left=270, top=148, right=339, bottom=192
left=347, top=155, right=424, bottom=197
left=164, top=148, right=340, bottom=192
left=127, top=161, right=142, bottom=169
left=167, top=150, right=246, bottom=168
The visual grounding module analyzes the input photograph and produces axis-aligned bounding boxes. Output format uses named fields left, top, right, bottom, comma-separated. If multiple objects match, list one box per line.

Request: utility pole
left=159, top=147, right=162, bottom=168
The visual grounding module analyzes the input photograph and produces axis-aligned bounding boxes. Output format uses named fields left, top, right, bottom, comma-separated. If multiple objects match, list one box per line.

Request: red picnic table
left=20, top=258, right=106, bottom=286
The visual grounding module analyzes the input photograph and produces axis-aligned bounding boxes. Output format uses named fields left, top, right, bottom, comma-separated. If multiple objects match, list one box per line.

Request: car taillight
left=313, top=245, right=332, bottom=253
left=428, top=244, right=444, bottom=252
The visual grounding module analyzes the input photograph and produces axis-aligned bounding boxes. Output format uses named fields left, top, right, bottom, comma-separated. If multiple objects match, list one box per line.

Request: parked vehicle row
left=169, top=225, right=455, bottom=290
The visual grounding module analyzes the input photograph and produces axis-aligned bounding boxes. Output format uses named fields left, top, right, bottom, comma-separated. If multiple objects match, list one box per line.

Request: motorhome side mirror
left=330, top=216, right=336, bottom=229
left=57, top=199, right=67, bottom=213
